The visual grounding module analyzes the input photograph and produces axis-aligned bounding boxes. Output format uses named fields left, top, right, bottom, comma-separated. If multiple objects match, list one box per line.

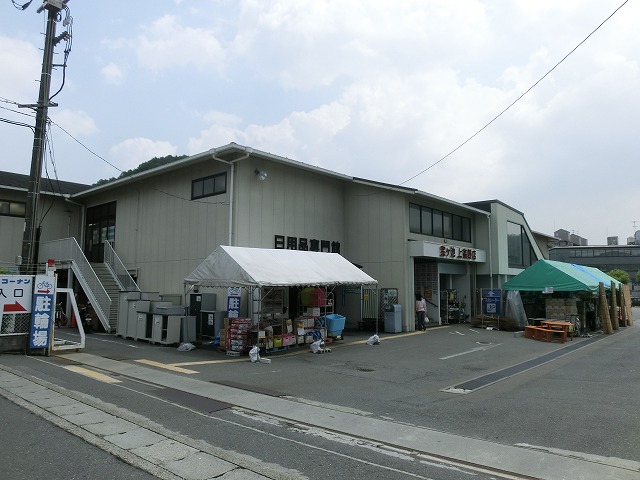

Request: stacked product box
left=225, top=318, right=253, bottom=352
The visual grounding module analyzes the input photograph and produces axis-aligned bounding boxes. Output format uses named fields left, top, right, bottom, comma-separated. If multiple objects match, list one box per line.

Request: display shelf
left=440, top=289, right=467, bottom=324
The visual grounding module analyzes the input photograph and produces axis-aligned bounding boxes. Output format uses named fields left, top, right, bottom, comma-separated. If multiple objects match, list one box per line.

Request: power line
left=47, top=119, right=230, bottom=206
left=399, top=0, right=630, bottom=186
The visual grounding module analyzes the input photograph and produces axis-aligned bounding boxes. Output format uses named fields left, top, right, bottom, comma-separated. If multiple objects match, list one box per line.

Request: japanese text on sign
left=0, top=275, right=32, bottom=313
left=227, top=287, right=241, bottom=319
left=439, top=246, right=477, bottom=261
left=30, top=275, right=55, bottom=349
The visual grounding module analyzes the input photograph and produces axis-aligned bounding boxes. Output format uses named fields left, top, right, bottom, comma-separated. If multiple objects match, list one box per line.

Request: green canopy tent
left=503, top=259, right=618, bottom=293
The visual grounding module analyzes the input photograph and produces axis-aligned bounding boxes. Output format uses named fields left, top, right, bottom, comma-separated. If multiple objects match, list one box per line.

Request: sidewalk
left=3, top=324, right=640, bottom=480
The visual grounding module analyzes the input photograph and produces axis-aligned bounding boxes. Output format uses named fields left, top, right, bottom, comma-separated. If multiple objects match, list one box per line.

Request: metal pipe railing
left=103, top=241, right=139, bottom=292
left=38, top=238, right=111, bottom=332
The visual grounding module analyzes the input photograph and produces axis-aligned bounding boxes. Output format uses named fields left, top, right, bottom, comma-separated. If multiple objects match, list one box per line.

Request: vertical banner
left=481, top=289, right=502, bottom=316
left=227, top=287, right=241, bottom=318
left=30, top=275, right=55, bottom=349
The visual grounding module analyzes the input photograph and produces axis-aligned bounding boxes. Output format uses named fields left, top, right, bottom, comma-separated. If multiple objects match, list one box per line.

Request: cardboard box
left=282, top=334, right=296, bottom=346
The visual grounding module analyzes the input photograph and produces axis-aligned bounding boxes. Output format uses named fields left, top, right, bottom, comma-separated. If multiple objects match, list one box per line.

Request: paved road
left=2, top=313, right=640, bottom=479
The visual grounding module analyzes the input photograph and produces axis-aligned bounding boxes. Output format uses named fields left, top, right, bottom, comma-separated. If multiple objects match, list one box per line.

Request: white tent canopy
left=184, top=246, right=378, bottom=288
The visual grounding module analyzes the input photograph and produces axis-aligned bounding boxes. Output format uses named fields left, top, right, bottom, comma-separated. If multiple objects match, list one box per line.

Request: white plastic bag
left=249, top=345, right=260, bottom=363
left=366, top=334, right=380, bottom=345
left=177, top=342, right=195, bottom=351
left=310, top=340, right=322, bottom=353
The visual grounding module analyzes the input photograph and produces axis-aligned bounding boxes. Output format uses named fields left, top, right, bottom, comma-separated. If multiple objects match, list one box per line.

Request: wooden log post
left=623, top=284, right=633, bottom=326
left=600, top=282, right=613, bottom=334
left=610, top=282, right=619, bottom=330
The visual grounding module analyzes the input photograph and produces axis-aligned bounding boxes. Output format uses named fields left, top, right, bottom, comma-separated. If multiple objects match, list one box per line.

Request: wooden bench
left=524, top=325, right=537, bottom=339
left=526, top=325, right=566, bottom=343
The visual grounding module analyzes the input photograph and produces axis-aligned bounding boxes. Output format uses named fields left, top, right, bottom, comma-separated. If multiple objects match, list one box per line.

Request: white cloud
left=135, top=15, right=226, bottom=72
left=101, top=63, right=125, bottom=85
left=49, top=109, right=99, bottom=137
left=110, top=138, right=177, bottom=171
left=0, top=35, right=41, bottom=101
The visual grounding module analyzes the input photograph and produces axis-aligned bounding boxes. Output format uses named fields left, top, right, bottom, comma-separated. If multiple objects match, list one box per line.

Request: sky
left=0, top=0, right=638, bottom=245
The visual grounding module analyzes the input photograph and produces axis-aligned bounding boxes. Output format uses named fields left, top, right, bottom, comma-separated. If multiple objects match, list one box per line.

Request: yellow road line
left=144, top=327, right=452, bottom=369
left=171, top=357, right=249, bottom=367
left=134, top=359, right=200, bottom=374
left=65, top=366, right=121, bottom=384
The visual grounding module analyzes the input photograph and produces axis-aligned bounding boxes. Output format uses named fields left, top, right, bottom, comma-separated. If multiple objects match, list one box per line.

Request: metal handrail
left=38, top=238, right=111, bottom=332
left=104, top=241, right=140, bottom=292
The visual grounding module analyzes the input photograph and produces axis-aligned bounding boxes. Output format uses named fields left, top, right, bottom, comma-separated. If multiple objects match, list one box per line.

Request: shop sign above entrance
left=439, top=245, right=477, bottom=261
left=408, top=240, right=486, bottom=262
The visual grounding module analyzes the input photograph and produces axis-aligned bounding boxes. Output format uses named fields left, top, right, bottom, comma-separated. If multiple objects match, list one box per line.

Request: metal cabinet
left=151, top=315, right=181, bottom=345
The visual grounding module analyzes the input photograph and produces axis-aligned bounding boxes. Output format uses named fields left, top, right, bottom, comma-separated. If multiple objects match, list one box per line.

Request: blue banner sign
left=481, top=289, right=502, bottom=316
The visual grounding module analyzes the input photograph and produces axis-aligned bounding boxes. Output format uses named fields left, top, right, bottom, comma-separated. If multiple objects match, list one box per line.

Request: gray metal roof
left=0, top=171, right=90, bottom=196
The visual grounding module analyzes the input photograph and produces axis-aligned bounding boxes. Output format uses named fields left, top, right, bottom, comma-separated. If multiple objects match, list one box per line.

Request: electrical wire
left=46, top=118, right=230, bottom=206
left=50, top=5, right=73, bottom=102
left=11, top=0, right=33, bottom=10
left=0, top=117, right=35, bottom=131
left=399, top=0, right=629, bottom=186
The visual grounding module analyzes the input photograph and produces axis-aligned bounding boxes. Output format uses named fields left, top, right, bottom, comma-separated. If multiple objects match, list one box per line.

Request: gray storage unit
left=116, top=291, right=141, bottom=338
left=384, top=304, right=402, bottom=333
left=189, top=293, right=216, bottom=318
left=181, top=316, right=196, bottom=343
left=151, top=314, right=181, bottom=345
left=199, top=310, right=225, bottom=338
left=127, top=300, right=150, bottom=339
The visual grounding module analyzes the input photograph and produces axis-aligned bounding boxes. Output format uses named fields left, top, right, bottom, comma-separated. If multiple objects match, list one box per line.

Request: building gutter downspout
left=487, top=213, right=493, bottom=290
left=210, top=148, right=252, bottom=246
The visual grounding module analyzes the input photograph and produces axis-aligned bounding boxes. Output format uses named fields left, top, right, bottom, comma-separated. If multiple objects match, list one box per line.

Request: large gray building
left=2, top=143, right=546, bottom=333
left=549, top=244, right=640, bottom=282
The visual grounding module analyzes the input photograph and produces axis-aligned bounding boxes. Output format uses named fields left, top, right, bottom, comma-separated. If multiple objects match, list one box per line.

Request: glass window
left=508, top=221, right=537, bottom=268
left=192, top=180, right=203, bottom=199
left=409, top=203, right=471, bottom=241
left=0, top=200, right=26, bottom=218
left=442, top=212, right=452, bottom=238
left=462, top=217, right=471, bottom=242
left=192, top=172, right=227, bottom=200
left=421, top=208, right=433, bottom=235
left=507, top=221, right=523, bottom=267
left=214, top=174, right=226, bottom=194
left=452, top=215, right=462, bottom=240
left=409, top=203, right=421, bottom=233
left=432, top=210, right=443, bottom=237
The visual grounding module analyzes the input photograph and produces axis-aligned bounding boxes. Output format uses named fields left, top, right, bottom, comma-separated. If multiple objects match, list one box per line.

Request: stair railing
left=38, top=238, right=112, bottom=332
left=103, top=241, right=140, bottom=292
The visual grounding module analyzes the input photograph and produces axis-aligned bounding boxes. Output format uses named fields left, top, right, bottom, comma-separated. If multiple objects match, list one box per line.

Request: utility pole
left=19, top=0, right=68, bottom=274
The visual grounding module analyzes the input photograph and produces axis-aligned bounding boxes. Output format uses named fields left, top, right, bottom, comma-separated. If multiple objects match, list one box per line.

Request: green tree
left=607, top=269, right=630, bottom=285
left=636, top=269, right=640, bottom=285
left=0, top=267, right=10, bottom=274
left=93, top=154, right=188, bottom=186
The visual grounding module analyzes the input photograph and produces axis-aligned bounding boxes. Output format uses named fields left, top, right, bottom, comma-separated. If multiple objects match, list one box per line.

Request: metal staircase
left=91, top=263, right=120, bottom=331
left=39, top=238, right=139, bottom=334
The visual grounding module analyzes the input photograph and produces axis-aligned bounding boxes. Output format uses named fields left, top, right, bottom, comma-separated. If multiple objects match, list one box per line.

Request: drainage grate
left=214, top=380, right=286, bottom=397
left=156, top=387, right=232, bottom=413
left=443, top=334, right=604, bottom=394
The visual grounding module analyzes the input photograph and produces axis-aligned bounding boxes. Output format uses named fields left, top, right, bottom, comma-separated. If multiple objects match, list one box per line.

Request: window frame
left=0, top=199, right=26, bottom=218
left=409, top=203, right=472, bottom=242
left=191, top=172, right=227, bottom=200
